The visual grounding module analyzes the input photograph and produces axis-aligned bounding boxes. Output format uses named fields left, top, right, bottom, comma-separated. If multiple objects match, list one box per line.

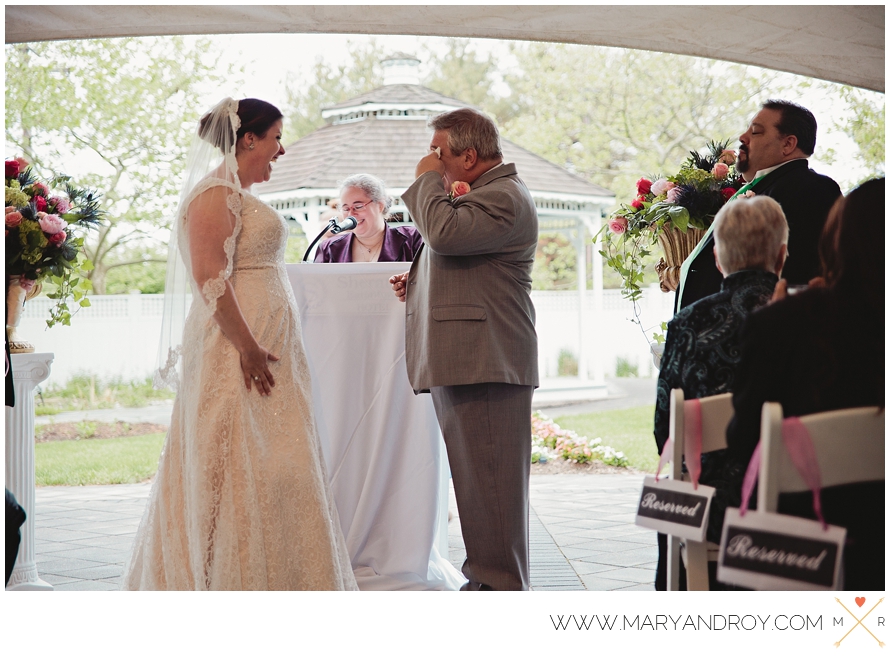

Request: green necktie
left=674, top=175, right=764, bottom=311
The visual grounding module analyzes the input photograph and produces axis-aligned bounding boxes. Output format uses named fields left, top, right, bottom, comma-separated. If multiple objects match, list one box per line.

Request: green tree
left=423, top=39, right=495, bottom=107
left=502, top=43, right=774, bottom=199
left=837, top=86, right=885, bottom=177
left=6, top=37, right=234, bottom=294
left=283, top=38, right=512, bottom=143
left=531, top=233, right=577, bottom=290
left=103, top=245, right=168, bottom=295
left=421, top=38, right=513, bottom=121
left=283, top=40, right=386, bottom=142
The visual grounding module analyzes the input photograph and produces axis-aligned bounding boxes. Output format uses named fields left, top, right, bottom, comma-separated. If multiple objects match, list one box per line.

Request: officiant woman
left=315, top=173, right=423, bottom=263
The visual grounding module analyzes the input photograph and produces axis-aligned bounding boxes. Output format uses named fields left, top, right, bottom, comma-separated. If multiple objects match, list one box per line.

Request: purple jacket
left=314, top=224, right=424, bottom=263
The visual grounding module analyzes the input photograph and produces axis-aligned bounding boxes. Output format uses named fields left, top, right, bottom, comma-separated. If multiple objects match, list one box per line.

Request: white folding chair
left=666, top=388, right=734, bottom=591
left=757, top=402, right=884, bottom=512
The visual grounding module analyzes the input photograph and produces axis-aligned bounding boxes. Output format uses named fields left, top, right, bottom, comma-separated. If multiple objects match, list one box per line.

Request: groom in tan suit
left=390, top=108, right=538, bottom=590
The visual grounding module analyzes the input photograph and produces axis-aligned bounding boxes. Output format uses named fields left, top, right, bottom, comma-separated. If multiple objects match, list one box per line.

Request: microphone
left=301, top=216, right=357, bottom=262
left=330, top=216, right=357, bottom=234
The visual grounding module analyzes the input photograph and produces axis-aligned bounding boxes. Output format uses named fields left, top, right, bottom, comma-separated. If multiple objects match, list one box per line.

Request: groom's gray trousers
left=430, top=382, right=532, bottom=591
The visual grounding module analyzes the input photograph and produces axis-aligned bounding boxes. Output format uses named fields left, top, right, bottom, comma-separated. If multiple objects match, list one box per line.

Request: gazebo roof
left=323, top=83, right=464, bottom=112
left=259, top=82, right=613, bottom=200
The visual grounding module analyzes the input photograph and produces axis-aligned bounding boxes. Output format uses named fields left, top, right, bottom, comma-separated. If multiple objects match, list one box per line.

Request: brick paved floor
left=25, top=473, right=654, bottom=591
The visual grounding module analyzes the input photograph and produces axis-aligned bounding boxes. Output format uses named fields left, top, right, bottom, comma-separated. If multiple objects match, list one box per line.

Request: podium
left=288, top=263, right=464, bottom=590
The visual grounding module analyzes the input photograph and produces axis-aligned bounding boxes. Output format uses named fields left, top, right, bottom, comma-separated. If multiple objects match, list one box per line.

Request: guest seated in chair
left=726, top=177, right=885, bottom=591
left=654, top=195, right=788, bottom=590
left=315, top=173, right=423, bottom=263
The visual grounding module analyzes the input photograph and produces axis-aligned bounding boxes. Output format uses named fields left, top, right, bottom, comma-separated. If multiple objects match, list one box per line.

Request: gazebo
left=257, top=54, right=615, bottom=386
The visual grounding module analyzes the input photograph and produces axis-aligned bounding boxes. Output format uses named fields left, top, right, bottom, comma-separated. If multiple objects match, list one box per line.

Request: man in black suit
left=675, top=100, right=842, bottom=312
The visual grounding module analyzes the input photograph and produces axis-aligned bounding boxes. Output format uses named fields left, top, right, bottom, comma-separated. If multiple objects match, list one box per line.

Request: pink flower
left=5, top=211, right=22, bottom=228
left=713, top=162, right=730, bottom=180
left=721, top=188, right=737, bottom=201
left=718, top=150, right=737, bottom=165
left=650, top=179, right=675, bottom=196
left=31, top=181, right=49, bottom=197
left=5, top=206, right=17, bottom=215
left=630, top=196, right=645, bottom=210
left=49, top=229, right=67, bottom=245
left=636, top=177, right=653, bottom=196
left=666, top=187, right=683, bottom=203
left=38, top=213, right=66, bottom=235
left=450, top=180, right=471, bottom=198
left=49, top=196, right=70, bottom=214
left=608, top=216, right=629, bottom=235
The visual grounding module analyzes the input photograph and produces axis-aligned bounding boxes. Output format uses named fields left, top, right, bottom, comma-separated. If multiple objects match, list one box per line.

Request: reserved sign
left=716, top=508, right=846, bottom=591
left=634, top=476, right=715, bottom=542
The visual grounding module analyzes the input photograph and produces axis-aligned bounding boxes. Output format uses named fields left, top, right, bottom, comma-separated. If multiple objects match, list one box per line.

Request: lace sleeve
left=198, top=188, right=243, bottom=315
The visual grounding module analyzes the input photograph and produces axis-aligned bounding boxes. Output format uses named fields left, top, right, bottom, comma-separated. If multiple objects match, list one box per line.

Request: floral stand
left=654, top=226, right=706, bottom=293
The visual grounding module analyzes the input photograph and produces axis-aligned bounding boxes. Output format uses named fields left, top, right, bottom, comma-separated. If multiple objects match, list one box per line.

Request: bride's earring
left=248, top=143, right=255, bottom=151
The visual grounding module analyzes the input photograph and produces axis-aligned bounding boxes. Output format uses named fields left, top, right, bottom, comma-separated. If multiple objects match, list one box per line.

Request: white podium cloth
left=288, top=263, right=465, bottom=591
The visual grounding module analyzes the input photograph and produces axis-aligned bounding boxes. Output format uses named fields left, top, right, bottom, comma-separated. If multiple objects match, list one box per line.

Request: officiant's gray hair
left=339, top=173, right=393, bottom=214
left=429, top=108, right=502, bottom=161
left=713, top=196, right=789, bottom=275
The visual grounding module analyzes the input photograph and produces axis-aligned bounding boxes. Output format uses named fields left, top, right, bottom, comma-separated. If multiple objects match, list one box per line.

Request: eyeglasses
left=339, top=202, right=369, bottom=214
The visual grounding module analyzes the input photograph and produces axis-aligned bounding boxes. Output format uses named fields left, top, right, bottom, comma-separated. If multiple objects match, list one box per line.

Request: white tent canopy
left=5, top=5, right=884, bottom=92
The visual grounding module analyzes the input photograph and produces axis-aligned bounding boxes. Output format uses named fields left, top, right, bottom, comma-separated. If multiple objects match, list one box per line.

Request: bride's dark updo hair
left=199, top=98, right=283, bottom=150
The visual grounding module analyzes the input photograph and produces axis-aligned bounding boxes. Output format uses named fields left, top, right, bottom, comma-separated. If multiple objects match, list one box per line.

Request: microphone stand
left=302, top=219, right=338, bottom=262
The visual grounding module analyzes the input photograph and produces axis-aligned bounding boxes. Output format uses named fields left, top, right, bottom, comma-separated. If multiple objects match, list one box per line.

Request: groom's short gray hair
left=713, top=196, right=788, bottom=275
left=429, top=108, right=502, bottom=161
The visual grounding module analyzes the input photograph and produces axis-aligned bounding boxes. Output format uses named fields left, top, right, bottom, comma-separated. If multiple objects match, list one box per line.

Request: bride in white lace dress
left=121, top=98, right=357, bottom=590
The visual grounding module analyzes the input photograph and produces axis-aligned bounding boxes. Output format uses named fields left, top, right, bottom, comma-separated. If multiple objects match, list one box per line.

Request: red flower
left=636, top=177, right=653, bottom=196
left=49, top=230, right=67, bottom=245
left=32, top=182, right=49, bottom=197
left=721, top=188, right=737, bottom=201
left=5, top=160, right=19, bottom=179
left=630, top=196, right=645, bottom=210
left=34, top=196, right=47, bottom=212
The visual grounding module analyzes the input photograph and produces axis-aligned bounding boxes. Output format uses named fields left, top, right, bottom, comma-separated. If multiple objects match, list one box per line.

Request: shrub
left=615, top=356, right=639, bottom=378
left=557, top=348, right=579, bottom=377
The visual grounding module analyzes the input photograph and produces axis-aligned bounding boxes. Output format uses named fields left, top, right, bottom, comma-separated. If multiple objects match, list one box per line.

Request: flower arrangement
left=531, top=411, right=629, bottom=467
left=597, top=140, right=744, bottom=303
left=5, top=158, right=103, bottom=327
left=449, top=180, right=471, bottom=199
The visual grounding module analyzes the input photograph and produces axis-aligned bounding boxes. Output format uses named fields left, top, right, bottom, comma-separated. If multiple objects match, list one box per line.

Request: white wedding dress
left=122, top=180, right=357, bottom=590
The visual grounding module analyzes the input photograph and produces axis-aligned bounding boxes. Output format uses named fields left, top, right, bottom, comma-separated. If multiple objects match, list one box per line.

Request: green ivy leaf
left=669, top=207, right=690, bottom=233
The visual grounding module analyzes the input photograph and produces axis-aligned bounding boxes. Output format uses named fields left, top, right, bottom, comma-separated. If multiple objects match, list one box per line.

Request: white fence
left=18, top=285, right=675, bottom=387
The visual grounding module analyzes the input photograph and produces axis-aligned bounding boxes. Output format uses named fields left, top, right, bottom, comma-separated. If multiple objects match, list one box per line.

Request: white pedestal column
left=6, top=352, right=54, bottom=591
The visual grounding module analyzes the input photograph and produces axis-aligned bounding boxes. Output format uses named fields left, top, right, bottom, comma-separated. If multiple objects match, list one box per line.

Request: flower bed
left=532, top=411, right=629, bottom=467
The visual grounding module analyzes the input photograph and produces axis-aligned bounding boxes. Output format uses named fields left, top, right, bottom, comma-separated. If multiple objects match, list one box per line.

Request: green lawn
left=36, top=433, right=165, bottom=486
left=34, top=407, right=660, bottom=485
left=553, top=405, right=659, bottom=472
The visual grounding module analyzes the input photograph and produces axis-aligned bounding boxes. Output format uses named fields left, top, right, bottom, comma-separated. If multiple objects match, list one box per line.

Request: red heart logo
left=855, top=597, right=866, bottom=607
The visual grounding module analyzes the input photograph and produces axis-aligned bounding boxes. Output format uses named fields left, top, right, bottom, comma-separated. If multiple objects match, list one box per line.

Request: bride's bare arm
left=187, top=188, right=278, bottom=395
